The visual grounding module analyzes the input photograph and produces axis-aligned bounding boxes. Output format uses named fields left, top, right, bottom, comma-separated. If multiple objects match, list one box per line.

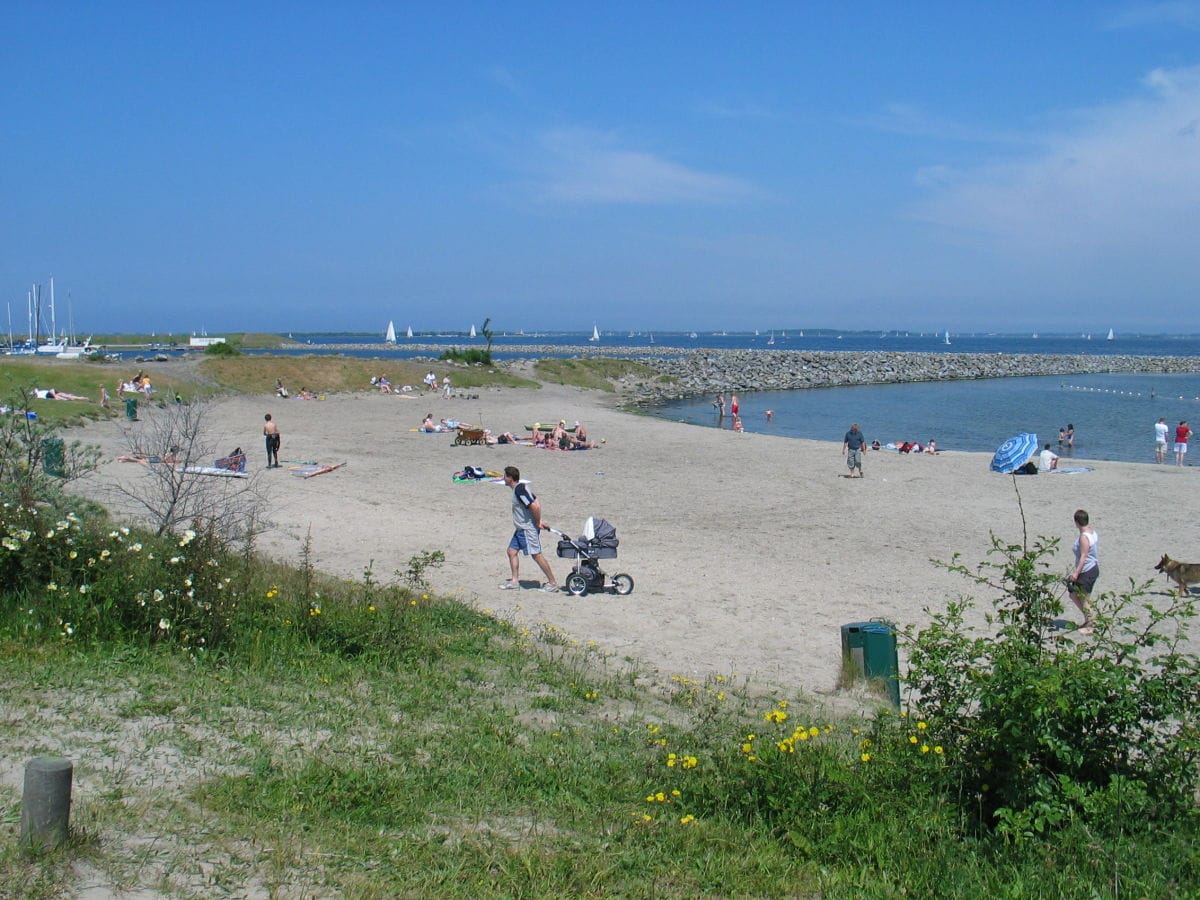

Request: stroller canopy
left=583, top=516, right=618, bottom=548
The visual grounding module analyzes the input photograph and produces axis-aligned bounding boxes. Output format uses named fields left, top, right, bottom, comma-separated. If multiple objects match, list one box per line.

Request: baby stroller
left=551, top=517, right=634, bottom=597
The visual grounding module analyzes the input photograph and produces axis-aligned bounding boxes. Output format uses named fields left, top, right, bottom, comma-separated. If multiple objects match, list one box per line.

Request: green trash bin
left=124, top=396, right=138, bottom=421
left=840, top=621, right=900, bottom=708
left=42, top=438, right=65, bottom=478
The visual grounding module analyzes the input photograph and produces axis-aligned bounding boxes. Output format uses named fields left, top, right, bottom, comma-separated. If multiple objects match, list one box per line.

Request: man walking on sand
left=263, top=413, right=281, bottom=468
left=500, top=465, right=559, bottom=592
left=843, top=423, right=867, bottom=478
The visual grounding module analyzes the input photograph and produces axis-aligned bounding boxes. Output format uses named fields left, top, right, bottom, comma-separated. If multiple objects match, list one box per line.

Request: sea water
left=657, top=372, right=1200, bottom=465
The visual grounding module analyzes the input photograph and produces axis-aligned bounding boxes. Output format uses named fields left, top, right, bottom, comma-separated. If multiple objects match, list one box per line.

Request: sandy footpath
left=72, top=376, right=1200, bottom=705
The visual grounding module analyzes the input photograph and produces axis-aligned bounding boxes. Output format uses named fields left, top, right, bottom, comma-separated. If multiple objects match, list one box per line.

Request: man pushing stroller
left=500, top=466, right=560, bottom=592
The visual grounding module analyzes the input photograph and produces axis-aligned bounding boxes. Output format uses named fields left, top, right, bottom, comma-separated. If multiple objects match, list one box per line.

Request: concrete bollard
left=20, top=756, right=73, bottom=850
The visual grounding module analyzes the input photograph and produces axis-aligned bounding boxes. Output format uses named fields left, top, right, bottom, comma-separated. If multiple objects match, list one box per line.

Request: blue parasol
left=991, top=433, right=1039, bottom=473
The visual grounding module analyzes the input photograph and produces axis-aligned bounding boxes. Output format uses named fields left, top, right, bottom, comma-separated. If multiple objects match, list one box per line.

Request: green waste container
left=124, top=396, right=138, bottom=420
left=42, top=438, right=65, bottom=478
left=840, top=621, right=900, bottom=708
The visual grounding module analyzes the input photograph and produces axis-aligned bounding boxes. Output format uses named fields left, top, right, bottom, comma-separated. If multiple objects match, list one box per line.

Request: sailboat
left=1107, top=328, right=1115, bottom=341
left=469, top=324, right=476, bottom=338
left=385, top=321, right=397, bottom=343
left=767, top=332, right=775, bottom=345
left=943, top=330, right=951, bottom=345
left=36, top=278, right=65, bottom=354
left=406, top=325, right=413, bottom=339
left=589, top=324, right=600, bottom=342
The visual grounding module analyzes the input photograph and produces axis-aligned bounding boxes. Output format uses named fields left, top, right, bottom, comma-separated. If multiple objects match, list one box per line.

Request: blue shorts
left=509, top=528, right=543, bottom=556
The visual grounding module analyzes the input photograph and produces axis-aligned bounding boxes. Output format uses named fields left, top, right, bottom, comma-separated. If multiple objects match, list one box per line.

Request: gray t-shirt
left=512, top=481, right=537, bottom=532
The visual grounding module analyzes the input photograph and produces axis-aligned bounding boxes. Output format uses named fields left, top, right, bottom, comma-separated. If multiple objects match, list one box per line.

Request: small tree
left=480, top=317, right=495, bottom=358
left=109, top=400, right=265, bottom=539
left=0, top=388, right=100, bottom=506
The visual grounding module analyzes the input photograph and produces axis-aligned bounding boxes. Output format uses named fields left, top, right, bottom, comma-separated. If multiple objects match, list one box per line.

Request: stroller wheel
left=565, top=573, right=589, bottom=596
left=612, top=573, right=634, bottom=595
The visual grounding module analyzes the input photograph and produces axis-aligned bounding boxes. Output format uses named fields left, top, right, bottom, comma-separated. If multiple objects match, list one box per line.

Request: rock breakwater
left=615, top=350, right=1200, bottom=406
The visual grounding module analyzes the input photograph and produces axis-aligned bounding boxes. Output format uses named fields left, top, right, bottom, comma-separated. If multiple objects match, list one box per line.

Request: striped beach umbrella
left=991, top=433, right=1039, bottom=473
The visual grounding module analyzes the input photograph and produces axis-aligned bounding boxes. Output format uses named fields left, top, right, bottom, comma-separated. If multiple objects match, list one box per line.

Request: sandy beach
left=72, top=373, right=1200, bottom=704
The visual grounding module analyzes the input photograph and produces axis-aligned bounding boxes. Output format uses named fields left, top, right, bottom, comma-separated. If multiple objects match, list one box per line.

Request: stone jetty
left=613, top=349, right=1200, bottom=406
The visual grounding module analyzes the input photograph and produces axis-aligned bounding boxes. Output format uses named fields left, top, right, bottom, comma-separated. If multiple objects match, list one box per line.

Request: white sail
left=589, top=324, right=600, bottom=342
left=406, top=325, right=413, bottom=338
left=385, top=321, right=396, bottom=343
left=469, top=324, right=476, bottom=338
left=1107, top=328, right=1115, bottom=341
left=944, top=330, right=951, bottom=345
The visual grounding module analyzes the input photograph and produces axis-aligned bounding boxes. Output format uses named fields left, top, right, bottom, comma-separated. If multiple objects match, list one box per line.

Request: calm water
left=260, top=331, right=1200, bottom=361
left=657, top=373, right=1200, bottom=465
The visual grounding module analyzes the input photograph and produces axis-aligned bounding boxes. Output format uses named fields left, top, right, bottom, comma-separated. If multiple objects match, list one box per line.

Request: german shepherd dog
left=1155, top=554, right=1200, bottom=594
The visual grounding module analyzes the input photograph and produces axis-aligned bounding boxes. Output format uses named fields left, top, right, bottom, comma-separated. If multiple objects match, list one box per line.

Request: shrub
left=439, top=347, right=492, bottom=365
left=907, top=533, right=1200, bottom=840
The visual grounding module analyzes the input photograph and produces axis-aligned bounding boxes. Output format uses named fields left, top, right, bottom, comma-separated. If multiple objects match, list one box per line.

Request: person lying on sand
left=116, top=447, right=182, bottom=466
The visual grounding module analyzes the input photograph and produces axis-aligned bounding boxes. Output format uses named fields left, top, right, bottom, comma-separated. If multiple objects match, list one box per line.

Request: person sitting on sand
left=275, top=379, right=289, bottom=398
left=378, top=375, right=393, bottom=394
left=1039, top=443, right=1059, bottom=472
left=421, top=413, right=441, bottom=433
left=573, top=421, right=588, bottom=442
left=925, top=439, right=937, bottom=454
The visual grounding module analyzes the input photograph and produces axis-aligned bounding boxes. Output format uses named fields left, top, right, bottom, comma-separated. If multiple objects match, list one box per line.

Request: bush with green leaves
left=438, top=347, right=492, bottom=365
left=906, top=533, right=1200, bottom=840
left=0, top=389, right=99, bottom=505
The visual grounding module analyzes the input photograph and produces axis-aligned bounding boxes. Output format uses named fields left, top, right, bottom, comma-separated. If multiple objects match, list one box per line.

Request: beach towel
left=288, top=462, right=346, bottom=478
left=1049, top=467, right=1093, bottom=474
left=182, top=465, right=249, bottom=478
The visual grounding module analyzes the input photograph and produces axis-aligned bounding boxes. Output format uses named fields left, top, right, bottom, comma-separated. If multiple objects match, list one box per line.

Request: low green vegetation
left=198, top=354, right=537, bottom=395
left=0, top=359, right=203, bottom=424
left=534, top=357, right=665, bottom=392
left=2, top=417, right=1199, bottom=896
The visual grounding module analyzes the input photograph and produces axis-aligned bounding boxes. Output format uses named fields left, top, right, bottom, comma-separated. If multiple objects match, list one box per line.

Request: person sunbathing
left=35, top=389, right=90, bottom=401
left=116, top=446, right=183, bottom=466
left=378, top=375, right=393, bottom=394
left=297, top=387, right=316, bottom=400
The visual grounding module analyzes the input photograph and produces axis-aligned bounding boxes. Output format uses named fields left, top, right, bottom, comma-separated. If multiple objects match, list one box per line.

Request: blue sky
left=3, top=2, right=1199, bottom=335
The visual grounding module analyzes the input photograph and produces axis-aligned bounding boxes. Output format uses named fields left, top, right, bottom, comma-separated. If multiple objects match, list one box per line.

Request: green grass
left=198, top=354, right=537, bottom=395
left=0, top=358, right=209, bottom=424
left=2, top=587, right=1197, bottom=895
left=534, top=358, right=665, bottom=392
